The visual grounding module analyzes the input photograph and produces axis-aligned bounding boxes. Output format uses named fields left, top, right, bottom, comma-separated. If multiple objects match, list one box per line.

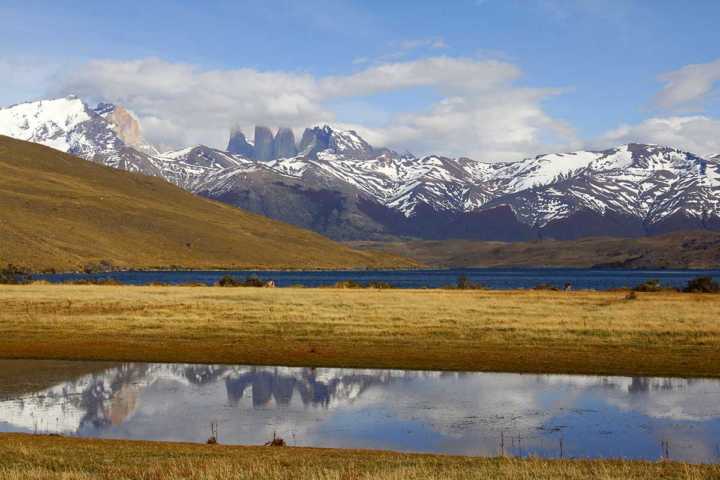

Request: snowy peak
left=0, top=96, right=92, bottom=152
left=0, top=96, right=160, bottom=175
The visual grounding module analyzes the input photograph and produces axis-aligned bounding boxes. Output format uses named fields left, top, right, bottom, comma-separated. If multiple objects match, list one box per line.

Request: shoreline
left=30, top=265, right=720, bottom=276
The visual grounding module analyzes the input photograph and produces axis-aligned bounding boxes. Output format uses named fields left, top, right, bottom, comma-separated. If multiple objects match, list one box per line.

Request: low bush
left=632, top=279, right=668, bottom=292
left=684, top=276, right=720, bottom=293
left=216, top=275, right=268, bottom=287
left=453, top=274, right=486, bottom=290
left=0, top=264, right=30, bottom=284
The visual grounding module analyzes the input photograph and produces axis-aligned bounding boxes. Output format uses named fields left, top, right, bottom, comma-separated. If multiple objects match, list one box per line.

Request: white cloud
left=597, top=115, right=720, bottom=157
left=0, top=56, right=64, bottom=107
left=655, top=58, right=720, bottom=110
left=56, top=56, right=576, bottom=161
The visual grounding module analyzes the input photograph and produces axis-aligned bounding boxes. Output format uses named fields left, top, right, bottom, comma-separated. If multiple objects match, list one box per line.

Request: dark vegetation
left=683, top=276, right=720, bottom=293
left=216, top=275, right=273, bottom=287
left=0, top=264, right=30, bottom=284
left=444, top=274, right=486, bottom=290
left=631, top=279, right=671, bottom=292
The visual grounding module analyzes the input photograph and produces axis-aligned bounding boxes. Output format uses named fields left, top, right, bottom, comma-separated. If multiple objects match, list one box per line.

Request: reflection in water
left=1, top=361, right=720, bottom=463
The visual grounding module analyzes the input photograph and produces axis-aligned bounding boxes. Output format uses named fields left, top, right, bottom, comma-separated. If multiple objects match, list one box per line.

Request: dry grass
left=0, top=135, right=412, bottom=271
left=1, top=434, right=718, bottom=480
left=1, top=285, right=719, bottom=376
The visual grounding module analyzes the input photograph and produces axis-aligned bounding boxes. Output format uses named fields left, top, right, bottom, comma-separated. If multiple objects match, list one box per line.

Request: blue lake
left=38, top=268, right=720, bottom=290
left=2, top=361, right=720, bottom=462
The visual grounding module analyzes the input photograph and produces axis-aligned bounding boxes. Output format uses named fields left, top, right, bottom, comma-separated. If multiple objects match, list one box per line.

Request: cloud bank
left=655, top=58, right=720, bottom=110
left=598, top=116, right=720, bottom=158
left=57, top=56, right=576, bottom=161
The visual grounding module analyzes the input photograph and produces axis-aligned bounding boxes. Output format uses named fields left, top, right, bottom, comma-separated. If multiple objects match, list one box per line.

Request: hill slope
left=350, top=231, right=720, bottom=269
left=0, top=136, right=414, bottom=271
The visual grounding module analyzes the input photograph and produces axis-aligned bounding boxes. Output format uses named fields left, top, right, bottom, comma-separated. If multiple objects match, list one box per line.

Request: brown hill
left=0, top=136, right=414, bottom=272
left=350, top=231, right=720, bottom=269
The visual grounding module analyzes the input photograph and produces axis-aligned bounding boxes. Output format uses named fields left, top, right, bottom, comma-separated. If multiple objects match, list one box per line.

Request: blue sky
left=1, top=0, right=719, bottom=159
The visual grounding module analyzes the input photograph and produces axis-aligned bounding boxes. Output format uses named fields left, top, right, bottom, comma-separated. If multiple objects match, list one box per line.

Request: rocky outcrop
left=299, top=126, right=333, bottom=158
left=274, top=127, right=298, bottom=159
left=227, top=130, right=255, bottom=158
left=253, top=126, right=275, bottom=161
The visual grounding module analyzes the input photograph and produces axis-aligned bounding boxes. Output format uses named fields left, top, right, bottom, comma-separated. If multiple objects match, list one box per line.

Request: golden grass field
left=1, top=434, right=718, bottom=480
left=1, top=284, right=719, bottom=376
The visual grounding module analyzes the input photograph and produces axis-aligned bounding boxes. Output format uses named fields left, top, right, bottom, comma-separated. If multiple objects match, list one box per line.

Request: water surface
left=2, top=361, right=720, bottom=462
left=39, top=268, right=720, bottom=290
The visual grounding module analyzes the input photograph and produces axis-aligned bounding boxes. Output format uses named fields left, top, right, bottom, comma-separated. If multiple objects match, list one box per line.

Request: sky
left=1, top=0, right=720, bottom=160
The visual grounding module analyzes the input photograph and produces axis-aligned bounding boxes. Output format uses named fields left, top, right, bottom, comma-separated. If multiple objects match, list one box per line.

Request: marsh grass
left=0, top=434, right=718, bottom=480
left=1, top=285, right=719, bottom=376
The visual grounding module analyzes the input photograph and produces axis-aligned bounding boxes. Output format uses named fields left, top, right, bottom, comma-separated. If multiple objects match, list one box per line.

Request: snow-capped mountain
left=165, top=132, right=720, bottom=240
left=2, top=96, right=719, bottom=241
left=0, top=96, right=160, bottom=175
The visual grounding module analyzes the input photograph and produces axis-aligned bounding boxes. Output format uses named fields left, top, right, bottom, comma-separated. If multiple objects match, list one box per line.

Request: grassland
left=350, top=230, right=720, bottom=269
left=1, top=434, right=718, bottom=480
left=1, top=284, right=719, bottom=377
left=0, top=135, right=413, bottom=271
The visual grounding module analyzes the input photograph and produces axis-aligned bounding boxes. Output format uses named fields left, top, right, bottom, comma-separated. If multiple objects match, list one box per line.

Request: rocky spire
left=227, top=130, right=255, bottom=158
left=254, top=126, right=275, bottom=161
left=274, top=127, right=298, bottom=159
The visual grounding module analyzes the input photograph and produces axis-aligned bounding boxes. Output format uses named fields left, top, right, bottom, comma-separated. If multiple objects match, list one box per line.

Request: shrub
left=455, top=274, right=486, bottom=290
left=82, top=260, right=114, bottom=274
left=333, top=280, right=363, bottom=289
left=684, top=276, right=720, bottom=293
left=0, top=264, right=30, bottom=284
left=367, top=281, right=394, bottom=289
left=533, top=283, right=559, bottom=291
left=632, top=279, right=665, bottom=292
left=216, top=275, right=267, bottom=287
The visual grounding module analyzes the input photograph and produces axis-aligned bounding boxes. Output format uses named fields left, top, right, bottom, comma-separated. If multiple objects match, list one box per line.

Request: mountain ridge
left=1, top=96, right=719, bottom=242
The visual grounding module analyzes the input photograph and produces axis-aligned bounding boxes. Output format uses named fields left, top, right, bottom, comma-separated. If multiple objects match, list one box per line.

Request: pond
left=38, top=268, right=720, bottom=290
left=1, top=361, right=720, bottom=462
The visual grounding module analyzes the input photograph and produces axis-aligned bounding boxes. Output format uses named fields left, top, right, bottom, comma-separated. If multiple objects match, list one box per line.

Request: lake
left=2, top=360, right=720, bottom=462
left=38, top=268, right=720, bottom=290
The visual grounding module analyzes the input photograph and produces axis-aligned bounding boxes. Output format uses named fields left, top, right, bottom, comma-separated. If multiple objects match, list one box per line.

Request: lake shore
left=1, top=433, right=717, bottom=480
left=2, top=285, right=719, bottom=377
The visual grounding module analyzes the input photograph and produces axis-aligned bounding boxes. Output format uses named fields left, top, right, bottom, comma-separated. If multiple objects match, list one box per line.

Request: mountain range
left=2, top=96, right=719, bottom=242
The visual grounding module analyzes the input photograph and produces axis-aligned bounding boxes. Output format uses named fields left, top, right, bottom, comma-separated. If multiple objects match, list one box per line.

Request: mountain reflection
left=1, top=362, right=720, bottom=463
left=225, top=368, right=387, bottom=407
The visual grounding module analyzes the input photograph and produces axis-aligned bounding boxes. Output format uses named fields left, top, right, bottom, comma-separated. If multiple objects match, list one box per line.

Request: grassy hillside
left=0, top=136, right=414, bottom=271
left=350, top=231, right=720, bottom=269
